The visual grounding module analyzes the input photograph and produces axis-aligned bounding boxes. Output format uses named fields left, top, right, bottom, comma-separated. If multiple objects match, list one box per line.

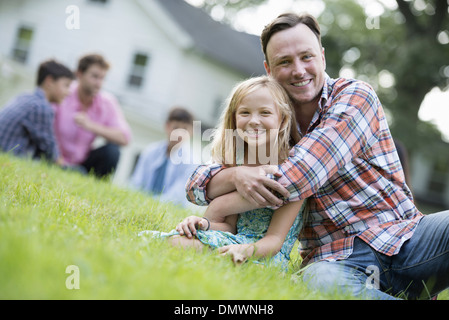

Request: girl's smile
left=235, top=86, right=281, bottom=149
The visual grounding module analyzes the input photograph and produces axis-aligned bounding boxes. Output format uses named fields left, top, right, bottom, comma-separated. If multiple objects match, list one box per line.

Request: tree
left=320, top=0, right=449, bottom=155
left=194, top=0, right=449, bottom=155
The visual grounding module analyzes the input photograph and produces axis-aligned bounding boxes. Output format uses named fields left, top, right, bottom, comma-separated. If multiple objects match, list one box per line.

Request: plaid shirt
left=186, top=75, right=423, bottom=266
left=0, top=88, right=59, bottom=161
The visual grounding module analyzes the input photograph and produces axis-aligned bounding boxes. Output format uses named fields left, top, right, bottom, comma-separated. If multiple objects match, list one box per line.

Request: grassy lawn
left=0, top=154, right=447, bottom=300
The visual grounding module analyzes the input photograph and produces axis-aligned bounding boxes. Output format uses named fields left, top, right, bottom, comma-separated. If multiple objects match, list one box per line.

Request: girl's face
left=235, top=86, right=282, bottom=148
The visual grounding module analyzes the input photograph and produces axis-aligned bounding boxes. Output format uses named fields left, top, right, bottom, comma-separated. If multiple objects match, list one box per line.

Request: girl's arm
left=176, top=190, right=259, bottom=238
left=204, top=191, right=261, bottom=220
left=218, top=199, right=304, bottom=264
left=176, top=214, right=238, bottom=238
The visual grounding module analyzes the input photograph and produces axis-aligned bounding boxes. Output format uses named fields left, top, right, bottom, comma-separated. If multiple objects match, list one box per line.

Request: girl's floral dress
left=140, top=203, right=305, bottom=271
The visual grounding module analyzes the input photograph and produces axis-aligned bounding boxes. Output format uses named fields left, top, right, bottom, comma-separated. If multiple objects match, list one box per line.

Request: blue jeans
left=302, top=210, right=449, bottom=300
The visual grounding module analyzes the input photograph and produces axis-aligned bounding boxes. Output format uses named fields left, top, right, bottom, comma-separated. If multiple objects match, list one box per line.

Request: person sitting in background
left=0, top=59, right=73, bottom=163
left=53, top=53, right=132, bottom=178
left=129, top=107, right=197, bottom=207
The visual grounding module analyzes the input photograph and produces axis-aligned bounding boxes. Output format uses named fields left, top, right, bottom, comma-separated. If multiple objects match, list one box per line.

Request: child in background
left=0, top=59, right=73, bottom=163
left=144, top=76, right=305, bottom=270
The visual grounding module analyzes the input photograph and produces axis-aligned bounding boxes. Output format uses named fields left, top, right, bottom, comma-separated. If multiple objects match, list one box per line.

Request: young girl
left=147, top=76, right=305, bottom=270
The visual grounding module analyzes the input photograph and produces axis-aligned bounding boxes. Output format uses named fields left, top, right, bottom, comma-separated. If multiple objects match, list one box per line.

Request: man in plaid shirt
left=185, top=13, right=449, bottom=299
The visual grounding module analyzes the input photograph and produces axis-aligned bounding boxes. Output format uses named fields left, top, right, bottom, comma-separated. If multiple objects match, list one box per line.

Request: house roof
left=155, top=0, right=266, bottom=77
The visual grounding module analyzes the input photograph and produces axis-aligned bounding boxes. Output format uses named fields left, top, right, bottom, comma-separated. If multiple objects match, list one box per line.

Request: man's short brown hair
left=261, top=13, right=322, bottom=65
left=77, top=53, right=110, bottom=73
left=167, top=107, right=194, bottom=124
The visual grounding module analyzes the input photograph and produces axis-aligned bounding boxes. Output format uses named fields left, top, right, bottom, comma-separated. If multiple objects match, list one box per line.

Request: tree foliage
left=320, top=0, right=449, bottom=155
left=196, top=0, right=449, bottom=155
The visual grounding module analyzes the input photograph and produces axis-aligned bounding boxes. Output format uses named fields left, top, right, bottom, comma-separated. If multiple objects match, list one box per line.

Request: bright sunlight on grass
left=0, top=154, right=316, bottom=299
left=0, top=153, right=447, bottom=300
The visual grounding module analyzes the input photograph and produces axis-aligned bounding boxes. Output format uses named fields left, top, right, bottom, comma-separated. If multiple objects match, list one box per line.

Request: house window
left=128, top=53, right=149, bottom=89
left=11, top=26, right=34, bottom=63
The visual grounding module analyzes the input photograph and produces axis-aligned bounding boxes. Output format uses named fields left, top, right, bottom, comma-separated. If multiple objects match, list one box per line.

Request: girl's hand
left=218, top=244, right=255, bottom=266
left=175, top=216, right=209, bottom=239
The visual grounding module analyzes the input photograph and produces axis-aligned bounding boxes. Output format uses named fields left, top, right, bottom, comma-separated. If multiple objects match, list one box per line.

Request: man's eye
left=303, top=55, right=313, bottom=61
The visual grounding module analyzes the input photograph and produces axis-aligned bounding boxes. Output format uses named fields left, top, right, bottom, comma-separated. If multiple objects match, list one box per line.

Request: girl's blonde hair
left=210, top=76, right=301, bottom=166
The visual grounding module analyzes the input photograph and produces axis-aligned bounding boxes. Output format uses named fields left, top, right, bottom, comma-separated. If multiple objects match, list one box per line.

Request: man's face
left=166, top=120, right=193, bottom=150
left=264, top=23, right=326, bottom=108
left=77, top=64, right=108, bottom=97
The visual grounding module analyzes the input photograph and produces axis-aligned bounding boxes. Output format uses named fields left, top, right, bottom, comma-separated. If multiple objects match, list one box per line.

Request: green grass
left=0, top=154, right=447, bottom=300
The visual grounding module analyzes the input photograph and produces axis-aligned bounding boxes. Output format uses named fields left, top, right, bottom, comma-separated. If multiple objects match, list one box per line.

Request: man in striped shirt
left=185, top=13, right=449, bottom=299
left=0, top=60, right=73, bottom=163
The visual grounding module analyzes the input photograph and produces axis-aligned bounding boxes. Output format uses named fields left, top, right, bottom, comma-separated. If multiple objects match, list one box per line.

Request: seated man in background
left=130, top=107, right=197, bottom=207
left=53, top=53, right=132, bottom=178
left=0, top=59, right=73, bottom=163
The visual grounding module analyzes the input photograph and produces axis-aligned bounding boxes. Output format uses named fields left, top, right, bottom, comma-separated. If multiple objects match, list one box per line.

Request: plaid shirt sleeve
left=278, top=80, right=382, bottom=202
left=0, top=89, right=59, bottom=161
left=25, top=102, right=59, bottom=161
left=185, top=163, right=225, bottom=206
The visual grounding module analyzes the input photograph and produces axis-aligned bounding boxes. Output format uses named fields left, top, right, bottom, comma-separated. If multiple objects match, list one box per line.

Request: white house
left=0, top=0, right=266, bottom=184
left=1, top=0, right=448, bottom=211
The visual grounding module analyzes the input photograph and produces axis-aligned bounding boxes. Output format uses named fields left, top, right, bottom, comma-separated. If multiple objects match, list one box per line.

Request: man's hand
left=74, top=112, right=94, bottom=131
left=73, top=112, right=128, bottom=146
left=233, top=165, right=289, bottom=207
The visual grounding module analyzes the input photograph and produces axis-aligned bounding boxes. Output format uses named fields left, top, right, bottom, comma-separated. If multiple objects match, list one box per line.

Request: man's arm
left=277, top=81, right=384, bottom=202
left=185, top=164, right=289, bottom=207
left=74, top=112, right=128, bottom=146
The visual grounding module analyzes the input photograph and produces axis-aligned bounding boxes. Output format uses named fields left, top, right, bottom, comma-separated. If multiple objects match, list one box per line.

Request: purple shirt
left=53, top=84, right=131, bottom=165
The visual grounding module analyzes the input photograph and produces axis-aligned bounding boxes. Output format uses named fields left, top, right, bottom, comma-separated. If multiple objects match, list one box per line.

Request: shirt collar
left=35, top=87, right=47, bottom=101
left=319, top=73, right=333, bottom=109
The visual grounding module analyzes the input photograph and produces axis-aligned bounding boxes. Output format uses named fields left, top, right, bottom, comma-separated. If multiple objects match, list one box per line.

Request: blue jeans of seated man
left=302, top=210, right=449, bottom=300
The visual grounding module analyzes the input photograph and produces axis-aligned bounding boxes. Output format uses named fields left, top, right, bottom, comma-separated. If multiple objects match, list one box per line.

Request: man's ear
left=264, top=60, right=271, bottom=75
left=321, top=47, right=326, bottom=70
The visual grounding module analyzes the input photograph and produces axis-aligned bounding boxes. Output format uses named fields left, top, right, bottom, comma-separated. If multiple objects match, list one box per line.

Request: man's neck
left=294, top=95, right=321, bottom=136
left=78, top=88, right=94, bottom=109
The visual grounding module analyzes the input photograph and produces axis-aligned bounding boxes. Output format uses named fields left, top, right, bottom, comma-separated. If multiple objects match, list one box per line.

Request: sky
left=185, top=0, right=449, bottom=141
